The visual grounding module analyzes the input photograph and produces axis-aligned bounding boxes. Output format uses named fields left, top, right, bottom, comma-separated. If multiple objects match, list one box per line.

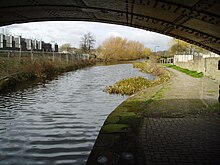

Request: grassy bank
left=0, top=59, right=95, bottom=92
left=165, top=64, right=203, bottom=78
left=105, top=60, right=170, bottom=95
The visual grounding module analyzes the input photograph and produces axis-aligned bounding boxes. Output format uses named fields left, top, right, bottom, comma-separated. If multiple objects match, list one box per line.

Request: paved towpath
left=138, top=68, right=220, bottom=164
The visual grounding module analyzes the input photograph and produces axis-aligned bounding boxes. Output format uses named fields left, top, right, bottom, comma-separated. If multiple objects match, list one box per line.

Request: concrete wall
left=175, top=57, right=220, bottom=82
left=205, top=58, right=220, bottom=82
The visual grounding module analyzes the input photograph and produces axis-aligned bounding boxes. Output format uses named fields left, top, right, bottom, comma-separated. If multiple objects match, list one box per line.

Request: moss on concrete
left=101, top=124, right=130, bottom=133
left=207, top=103, right=220, bottom=114
left=151, top=87, right=167, bottom=100
left=105, top=115, right=120, bottom=124
left=207, top=90, right=216, bottom=94
left=101, top=85, right=164, bottom=135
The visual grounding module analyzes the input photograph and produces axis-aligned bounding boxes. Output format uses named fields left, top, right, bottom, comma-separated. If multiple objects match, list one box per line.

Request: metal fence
left=0, top=50, right=89, bottom=79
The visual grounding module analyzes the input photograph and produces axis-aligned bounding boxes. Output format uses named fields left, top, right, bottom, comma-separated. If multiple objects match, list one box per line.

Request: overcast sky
left=0, top=21, right=172, bottom=51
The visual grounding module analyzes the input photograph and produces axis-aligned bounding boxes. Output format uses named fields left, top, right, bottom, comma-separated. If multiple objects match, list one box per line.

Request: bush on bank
left=105, top=77, right=152, bottom=95
left=105, top=60, right=170, bottom=95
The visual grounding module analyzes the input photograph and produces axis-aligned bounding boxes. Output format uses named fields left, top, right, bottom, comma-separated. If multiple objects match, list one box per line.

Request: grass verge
left=165, top=64, right=203, bottom=78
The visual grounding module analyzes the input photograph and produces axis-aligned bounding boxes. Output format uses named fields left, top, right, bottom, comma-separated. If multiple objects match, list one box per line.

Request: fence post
left=52, top=51, right=55, bottom=62
left=218, top=85, right=220, bottom=102
left=7, top=52, right=9, bottom=75
left=19, top=47, right=21, bottom=64
left=31, top=49, right=33, bottom=61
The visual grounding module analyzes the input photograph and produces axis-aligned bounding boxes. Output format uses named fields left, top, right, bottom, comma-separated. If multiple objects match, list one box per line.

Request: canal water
left=0, top=63, right=154, bottom=165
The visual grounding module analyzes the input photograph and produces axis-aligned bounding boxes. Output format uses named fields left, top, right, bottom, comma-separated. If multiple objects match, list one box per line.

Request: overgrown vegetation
left=97, top=36, right=152, bottom=61
left=0, top=57, right=95, bottom=92
left=133, top=57, right=168, bottom=77
left=105, top=77, right=152, bottom=95
left=165, top=64, right=204, bottom=78
left=105, top=58, right=170, bottom=95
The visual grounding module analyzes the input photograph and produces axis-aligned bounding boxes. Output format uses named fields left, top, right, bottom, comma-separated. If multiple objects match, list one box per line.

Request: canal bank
left=0, top=63, right=155, bottom=165
left=86, top=62, right=171, bottom=164
left=86, top=67, right=220, bottom=165
left=0, top=59, right=95, bottom=93
left=86, top=78, right=168, bottom=165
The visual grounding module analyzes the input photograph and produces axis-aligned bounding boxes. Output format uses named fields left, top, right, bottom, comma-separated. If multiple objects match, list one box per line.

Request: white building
left=0, top=33, right=4, bottom=48
left=174, top=53, right=220, bottom=64
left=5, top=35, right=13, bottom=48
left=14, top=36, right=21, bottom=49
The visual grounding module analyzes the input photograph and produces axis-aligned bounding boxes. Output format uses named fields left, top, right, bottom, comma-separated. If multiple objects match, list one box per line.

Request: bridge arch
left=1, top=0, right=220, bottom=54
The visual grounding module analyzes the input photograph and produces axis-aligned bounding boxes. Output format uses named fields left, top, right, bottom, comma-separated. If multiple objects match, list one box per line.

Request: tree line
left=168, top=38, right=208, bottom=55
left=59, top=32, right=152, bottom=61
left=97, top=37, right=152, bottom=61
left=59, top=32, right=212, bottom=61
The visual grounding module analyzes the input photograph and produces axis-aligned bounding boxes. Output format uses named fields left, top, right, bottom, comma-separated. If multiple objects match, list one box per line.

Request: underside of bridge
left=0, top=0, right=220, bottom=54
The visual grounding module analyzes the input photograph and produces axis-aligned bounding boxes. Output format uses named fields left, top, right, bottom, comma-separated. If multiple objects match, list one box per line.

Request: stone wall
left=175, top=57, right=220, bottom=82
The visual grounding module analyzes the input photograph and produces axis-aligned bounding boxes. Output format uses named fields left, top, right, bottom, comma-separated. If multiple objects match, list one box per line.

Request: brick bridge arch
left=1, top=0, right=220, bottom=54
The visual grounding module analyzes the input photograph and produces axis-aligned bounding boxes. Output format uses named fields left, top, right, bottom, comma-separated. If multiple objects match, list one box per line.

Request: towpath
left=138, top=68, right=220, bottom=164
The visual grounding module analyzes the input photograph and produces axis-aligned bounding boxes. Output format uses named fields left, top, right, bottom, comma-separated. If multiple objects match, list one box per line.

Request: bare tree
left=80, top=32, right=96, bottom=53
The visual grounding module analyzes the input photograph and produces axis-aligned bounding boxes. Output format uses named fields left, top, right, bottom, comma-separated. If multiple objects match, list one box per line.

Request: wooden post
left=7, top=52, right=9, bottom=75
